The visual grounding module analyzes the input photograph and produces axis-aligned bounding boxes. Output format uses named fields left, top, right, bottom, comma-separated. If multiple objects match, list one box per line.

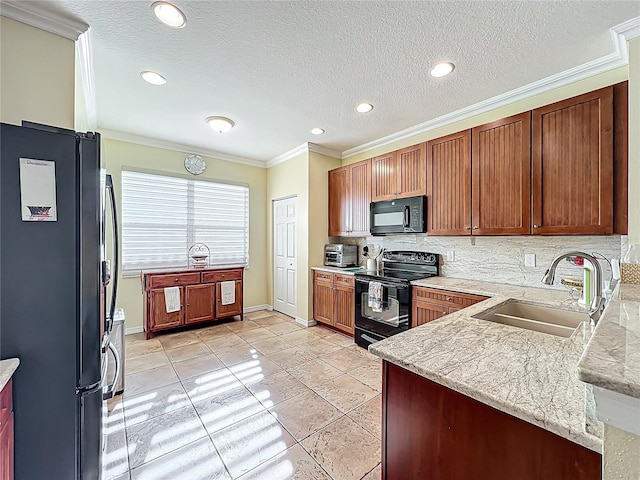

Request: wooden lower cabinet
left=382, top=362, right=601, bottom=479
left=411, top=286, right=488, bottom=328
left=143, top=267, right=244, bottom=338
left=0, top=379, right=14, bottom=480
left=313, top=271, right=355, bottom=336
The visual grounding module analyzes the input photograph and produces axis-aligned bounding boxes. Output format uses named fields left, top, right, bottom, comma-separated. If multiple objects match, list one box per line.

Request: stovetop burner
left=355, top=250, right=439, bottom=284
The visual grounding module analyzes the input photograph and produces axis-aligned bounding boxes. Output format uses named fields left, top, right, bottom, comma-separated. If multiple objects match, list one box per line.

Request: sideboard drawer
left=202, top=269, right=243, bottom=283
left=148, top=272, right=201, bottom=289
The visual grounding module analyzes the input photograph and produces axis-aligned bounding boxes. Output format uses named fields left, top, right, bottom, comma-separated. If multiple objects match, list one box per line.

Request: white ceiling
left=26, top=1, right=640, bottom=162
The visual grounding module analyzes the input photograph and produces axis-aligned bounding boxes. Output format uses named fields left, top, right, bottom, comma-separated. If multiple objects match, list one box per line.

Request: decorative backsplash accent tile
left=621, top=263, right=640, bottom=285
left=336, top=235, right=622, bottom=290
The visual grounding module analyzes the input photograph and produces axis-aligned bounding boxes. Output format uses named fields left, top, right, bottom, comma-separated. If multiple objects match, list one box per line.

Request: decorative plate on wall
left=184, top=154, right=206, bottom=175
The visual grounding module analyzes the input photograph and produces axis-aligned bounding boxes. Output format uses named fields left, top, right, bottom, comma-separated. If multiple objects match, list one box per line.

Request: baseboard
left=296, top=316, right=317, bottom=327
left=125, top=326, right=143, bottom=335
left=244, top=304, right=273, bottom=313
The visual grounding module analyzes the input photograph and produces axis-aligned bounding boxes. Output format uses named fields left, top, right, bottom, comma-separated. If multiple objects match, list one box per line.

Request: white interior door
left=273, top=196, right=297, bottom=317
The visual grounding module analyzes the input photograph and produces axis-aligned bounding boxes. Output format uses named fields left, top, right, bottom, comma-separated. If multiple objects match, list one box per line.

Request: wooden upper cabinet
left=349, top=159, right=371, bottom=236
left=328, top=166, right=349, bottom=236
left=427, top=131, right=472, bottom=235
left=372, top=152, right=398, bottom=201
left=472, top=112, right=531, bottom=235
left=532, top=86, right=614, bottom=234
left=397, top=143, right=427, bottom=198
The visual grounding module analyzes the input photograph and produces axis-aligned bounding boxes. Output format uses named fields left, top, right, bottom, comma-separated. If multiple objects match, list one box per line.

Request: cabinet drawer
left=314, top=271, right=333, bottom=283
left=334, top=274, right=354, bottom=287
left=0, top=379, right=12, bottom=424
left=149, top=272, right=201, bottom=289
left=202, top=269, right=243, bottom=283
left=412, top=287, right=488, bottom=308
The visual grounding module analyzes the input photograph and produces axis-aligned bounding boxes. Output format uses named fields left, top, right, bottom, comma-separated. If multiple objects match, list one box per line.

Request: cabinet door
left=372, top=152, right=398, bottom=201
left=532, top=86, right=613, bottom=234
left=328, top=166, right=350, bottom=236
left=334, top=285, right=355, bottom=335
left=472, top=112, right=531, bottom=235
left=427, top=131, right=471, bottom=235
left=412, top=301, right=449, bottom=328
left=349, top=159, right=372, bottom=236
left=397, top=143, right=427, bottom=198
left=185, top=284, right=215, bottom=324
left=313, top=280, right=334, bottom=325
left=0, top=412, right=13, bottom=480
left=216, top=280, right=243, bottom=318
left=149, top=288, right=183, bottom=330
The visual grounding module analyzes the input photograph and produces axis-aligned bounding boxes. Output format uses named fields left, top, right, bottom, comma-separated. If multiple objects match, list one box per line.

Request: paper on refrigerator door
left=221, top=281, right=236, bottom=305
left=164, top=287, right=180, bottom=313
left=19, top=158, right=57, bottom=221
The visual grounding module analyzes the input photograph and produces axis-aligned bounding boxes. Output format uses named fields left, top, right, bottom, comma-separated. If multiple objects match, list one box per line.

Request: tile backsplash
left=336, top=235, right=625, bottom=290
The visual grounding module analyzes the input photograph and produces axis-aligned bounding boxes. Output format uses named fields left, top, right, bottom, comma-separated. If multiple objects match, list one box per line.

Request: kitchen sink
left=473, top=300, right=588, bottom=337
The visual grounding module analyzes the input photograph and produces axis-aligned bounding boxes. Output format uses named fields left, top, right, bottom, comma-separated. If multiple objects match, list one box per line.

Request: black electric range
left=354, top=251, right=439, bottom=349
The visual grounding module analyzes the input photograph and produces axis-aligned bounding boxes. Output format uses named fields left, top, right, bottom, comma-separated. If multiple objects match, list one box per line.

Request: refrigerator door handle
left=103, top=341, right=121, bottom=400
left=77, top=354, right=108, bottom=395
left=105, top=174, right=119, bottom=334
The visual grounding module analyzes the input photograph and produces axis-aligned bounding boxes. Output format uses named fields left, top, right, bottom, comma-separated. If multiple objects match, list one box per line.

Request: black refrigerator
left=0, top=121, right=120, bottom=480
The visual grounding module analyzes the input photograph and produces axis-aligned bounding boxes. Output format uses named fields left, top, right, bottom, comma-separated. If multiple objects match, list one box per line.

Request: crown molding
left=308, top=143, right=341, bottom=159
left=0, top=0, right=88, bottom=40
left=266, top=143, right=309, bottom=168
left=342, top=17, right=639, bottom=159
left=76, top=31, right=97, bottom=130
left=100, top=129, right=266, bottom=168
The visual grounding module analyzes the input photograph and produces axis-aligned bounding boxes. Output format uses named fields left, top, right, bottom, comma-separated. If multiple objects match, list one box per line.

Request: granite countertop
left=370, top=277, right=602, bottom=452
left=311, top=265, right=368, bottom=276
left=0, top=358, right=20, bottom=391
left=577, top=283, right=640, bottom=399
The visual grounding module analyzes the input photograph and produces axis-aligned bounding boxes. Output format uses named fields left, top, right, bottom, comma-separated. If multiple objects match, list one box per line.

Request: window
left=121, top=170, right=249, bottom=272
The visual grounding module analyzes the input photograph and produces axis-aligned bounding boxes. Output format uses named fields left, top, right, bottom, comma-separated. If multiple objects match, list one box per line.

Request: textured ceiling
left=48, top=1, right=640, bottom=161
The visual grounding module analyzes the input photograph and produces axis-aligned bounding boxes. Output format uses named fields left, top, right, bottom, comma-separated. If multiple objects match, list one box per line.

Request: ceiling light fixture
left=430, top=62, right=455, bottom=78
left=206, top=116, right=235, bottom=133
left=151, top=1, right=186, bottom=28
left=140, top=71, right=167, bottom=85
left=310, top=128, right=325, bottom=135
left=356, top=103, right=374, bottom=113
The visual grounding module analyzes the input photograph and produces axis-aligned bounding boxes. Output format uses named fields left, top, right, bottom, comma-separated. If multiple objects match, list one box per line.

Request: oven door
left=324, top=251, right=342, bottom=266
left=354, top=277, right=410, bottom=337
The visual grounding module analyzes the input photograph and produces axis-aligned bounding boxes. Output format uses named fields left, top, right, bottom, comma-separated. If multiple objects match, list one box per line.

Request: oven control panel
left=382, top=250, right=438, bottom=265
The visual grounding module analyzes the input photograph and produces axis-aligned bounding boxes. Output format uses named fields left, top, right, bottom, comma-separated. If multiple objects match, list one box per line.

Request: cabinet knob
left=533, top=224, right=539, bottom=228
left=442, top=311, right=448, bottom=315
left=446, top=296, right=452, bottom=301
left=465, top=226, right=471, bottom=230
left=174, top=278, right=179, bottom=282
left=473, top=226, right=478, bottom=230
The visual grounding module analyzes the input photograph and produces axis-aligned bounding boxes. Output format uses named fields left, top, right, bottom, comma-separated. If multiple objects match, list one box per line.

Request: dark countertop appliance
left=1, top=122, right=120, bottom=480
left=354, top=250, right=439, bottom=349
left=370, top=195, right=426, bottom=235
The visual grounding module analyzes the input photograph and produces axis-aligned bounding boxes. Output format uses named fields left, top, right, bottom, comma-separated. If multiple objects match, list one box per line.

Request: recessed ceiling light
left=151, top=1, right=186, bottom=28
left=356, top=103, right=374, bottom=113
left=430, top=62, right=455, bottom=78
left=310, top=128, right=325, bottom=135
left=206, top=116, right=235, bottom=133
left=140, top=71, right=167, bottom=85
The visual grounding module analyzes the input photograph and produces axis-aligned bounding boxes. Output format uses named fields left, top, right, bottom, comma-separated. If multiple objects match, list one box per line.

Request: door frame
left=272, top=195, right=297, bottom=318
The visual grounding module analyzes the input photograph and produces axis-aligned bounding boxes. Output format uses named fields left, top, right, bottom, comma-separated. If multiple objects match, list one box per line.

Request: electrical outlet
left=446, top=251, right=455, bottom=262
left=524, top=253, right=536, bottom=267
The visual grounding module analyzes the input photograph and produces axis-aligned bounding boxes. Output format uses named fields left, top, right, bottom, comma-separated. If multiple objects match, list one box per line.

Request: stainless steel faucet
left=541, top=251, right=606, bottom=326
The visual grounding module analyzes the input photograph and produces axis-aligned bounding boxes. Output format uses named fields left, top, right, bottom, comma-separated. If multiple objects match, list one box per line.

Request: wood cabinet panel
left=216, top=280, right=244, bottom=318
left=334, top=274, right=355, bottom=287
left=397, top=143, right=427, bottom=198
left=201, top=269, right=243, bottom=283
left=532, top=86, right=613, bottom=234
left=313, top=280, right=334, bottom=325
left=372, top=152, right=398, bottom=201
left=149, top=288, right=183, bottom=330
left=427, top=131, right=472, bottom=235
left=328, top=166, right=349, bottom=236
left=349, top=159, right=371, bottom=236
left=472, top=112, right=531, bottom=235
left=412, top=287, right=488, bottom=309
left=412, top=301, right=449, bottom=328
left=0, top=413, right=13, bottom=480
left=185, top=284, right=215, bottom=324
left=149, top=272, right=201, bottom=289
left=314, top=271, right=333, bottom=283
left=334, top=284, right=355, bottom=335
left=613, top=81, right=628, bottom=235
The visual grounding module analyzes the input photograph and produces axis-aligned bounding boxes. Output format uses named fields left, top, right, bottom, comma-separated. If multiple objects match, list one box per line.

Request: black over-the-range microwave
left=370, top=195, right=427, bottom=235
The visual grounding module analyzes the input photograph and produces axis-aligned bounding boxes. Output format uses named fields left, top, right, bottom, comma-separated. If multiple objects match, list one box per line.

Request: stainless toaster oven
left=324, top=244, right=358, bottom=267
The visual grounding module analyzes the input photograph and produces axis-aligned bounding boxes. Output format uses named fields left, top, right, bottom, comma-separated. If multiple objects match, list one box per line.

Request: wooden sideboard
left=141, top=267, right=244, bottom=339
left=0, top=379, right=14, bottom=480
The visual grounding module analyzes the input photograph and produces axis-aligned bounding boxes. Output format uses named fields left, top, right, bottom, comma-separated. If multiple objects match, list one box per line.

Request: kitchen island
left=369, top=278, right=602, bottom=479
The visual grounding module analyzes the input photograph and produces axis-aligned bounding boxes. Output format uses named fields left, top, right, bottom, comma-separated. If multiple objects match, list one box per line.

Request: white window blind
left=121, top=170, right=249, bottom=272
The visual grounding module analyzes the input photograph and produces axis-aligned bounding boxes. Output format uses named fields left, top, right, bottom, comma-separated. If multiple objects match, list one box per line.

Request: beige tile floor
left=103, top=310, right=382, bottom=480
